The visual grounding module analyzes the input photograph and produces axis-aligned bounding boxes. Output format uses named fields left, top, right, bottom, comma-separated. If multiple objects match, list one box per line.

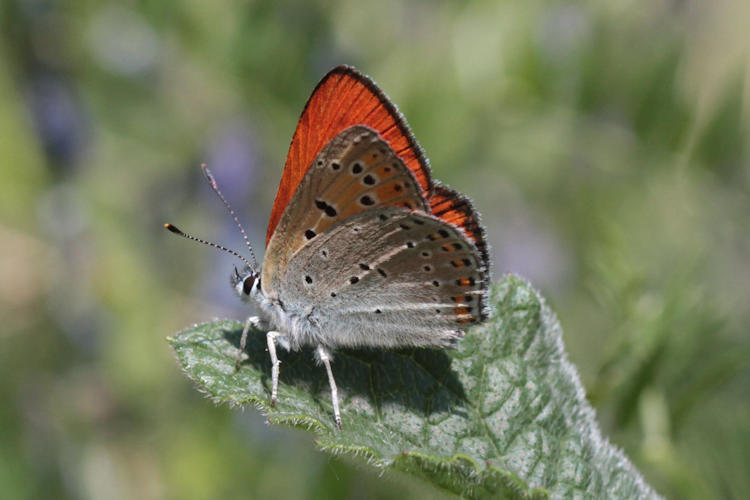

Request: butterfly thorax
left=231, top=265, right=316, bottom=351
left=254, top=289, right=315, bottom=351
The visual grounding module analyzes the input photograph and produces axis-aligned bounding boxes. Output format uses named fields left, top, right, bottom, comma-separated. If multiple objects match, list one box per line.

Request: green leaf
left=168, top=274, right=658, bottom=499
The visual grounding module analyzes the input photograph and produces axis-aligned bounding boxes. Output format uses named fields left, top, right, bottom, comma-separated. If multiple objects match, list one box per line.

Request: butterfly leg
left=235, top=316, right=261, bottom=371
left=267, top=331, right=282, bottom=406
left=316, top=345, right=342, bottom=430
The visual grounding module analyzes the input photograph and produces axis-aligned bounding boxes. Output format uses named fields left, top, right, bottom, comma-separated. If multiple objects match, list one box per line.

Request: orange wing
left=429, top=184, right=490, bottom=272
left=267, top=66, right=432, bottom=245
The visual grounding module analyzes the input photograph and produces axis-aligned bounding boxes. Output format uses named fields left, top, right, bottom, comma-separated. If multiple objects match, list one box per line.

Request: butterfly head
left=165, top=164, right=263, bottom=301
left=232, top=265, right=261, bottom=302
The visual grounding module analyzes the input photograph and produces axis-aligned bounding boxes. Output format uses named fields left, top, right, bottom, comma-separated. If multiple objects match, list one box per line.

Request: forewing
left=262, top=126, right=428, bottom=293
left=267, top=66, right=432, bottom=245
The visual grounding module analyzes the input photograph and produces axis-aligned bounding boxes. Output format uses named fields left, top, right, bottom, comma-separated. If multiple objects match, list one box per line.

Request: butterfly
left=166, top=66, right=490, bottom=429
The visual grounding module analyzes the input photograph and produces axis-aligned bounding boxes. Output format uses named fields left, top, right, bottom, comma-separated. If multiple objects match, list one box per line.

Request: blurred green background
left=1, top=0, right=748, bottom=498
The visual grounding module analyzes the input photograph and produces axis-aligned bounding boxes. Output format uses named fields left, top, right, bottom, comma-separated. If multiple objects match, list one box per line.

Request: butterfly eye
left=243, top=276, right=256, bottom=295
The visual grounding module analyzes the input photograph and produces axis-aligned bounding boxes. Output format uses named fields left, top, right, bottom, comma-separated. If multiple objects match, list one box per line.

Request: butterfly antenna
left=200, top=164, right=258, bottom=269
left=164, top=223, right=252, bottom=268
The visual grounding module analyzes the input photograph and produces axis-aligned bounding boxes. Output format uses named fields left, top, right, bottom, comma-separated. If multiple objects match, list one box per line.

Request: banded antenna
left=200, top=164, right=258, bottom=269
left=164, top=223, right=252, bottom=269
